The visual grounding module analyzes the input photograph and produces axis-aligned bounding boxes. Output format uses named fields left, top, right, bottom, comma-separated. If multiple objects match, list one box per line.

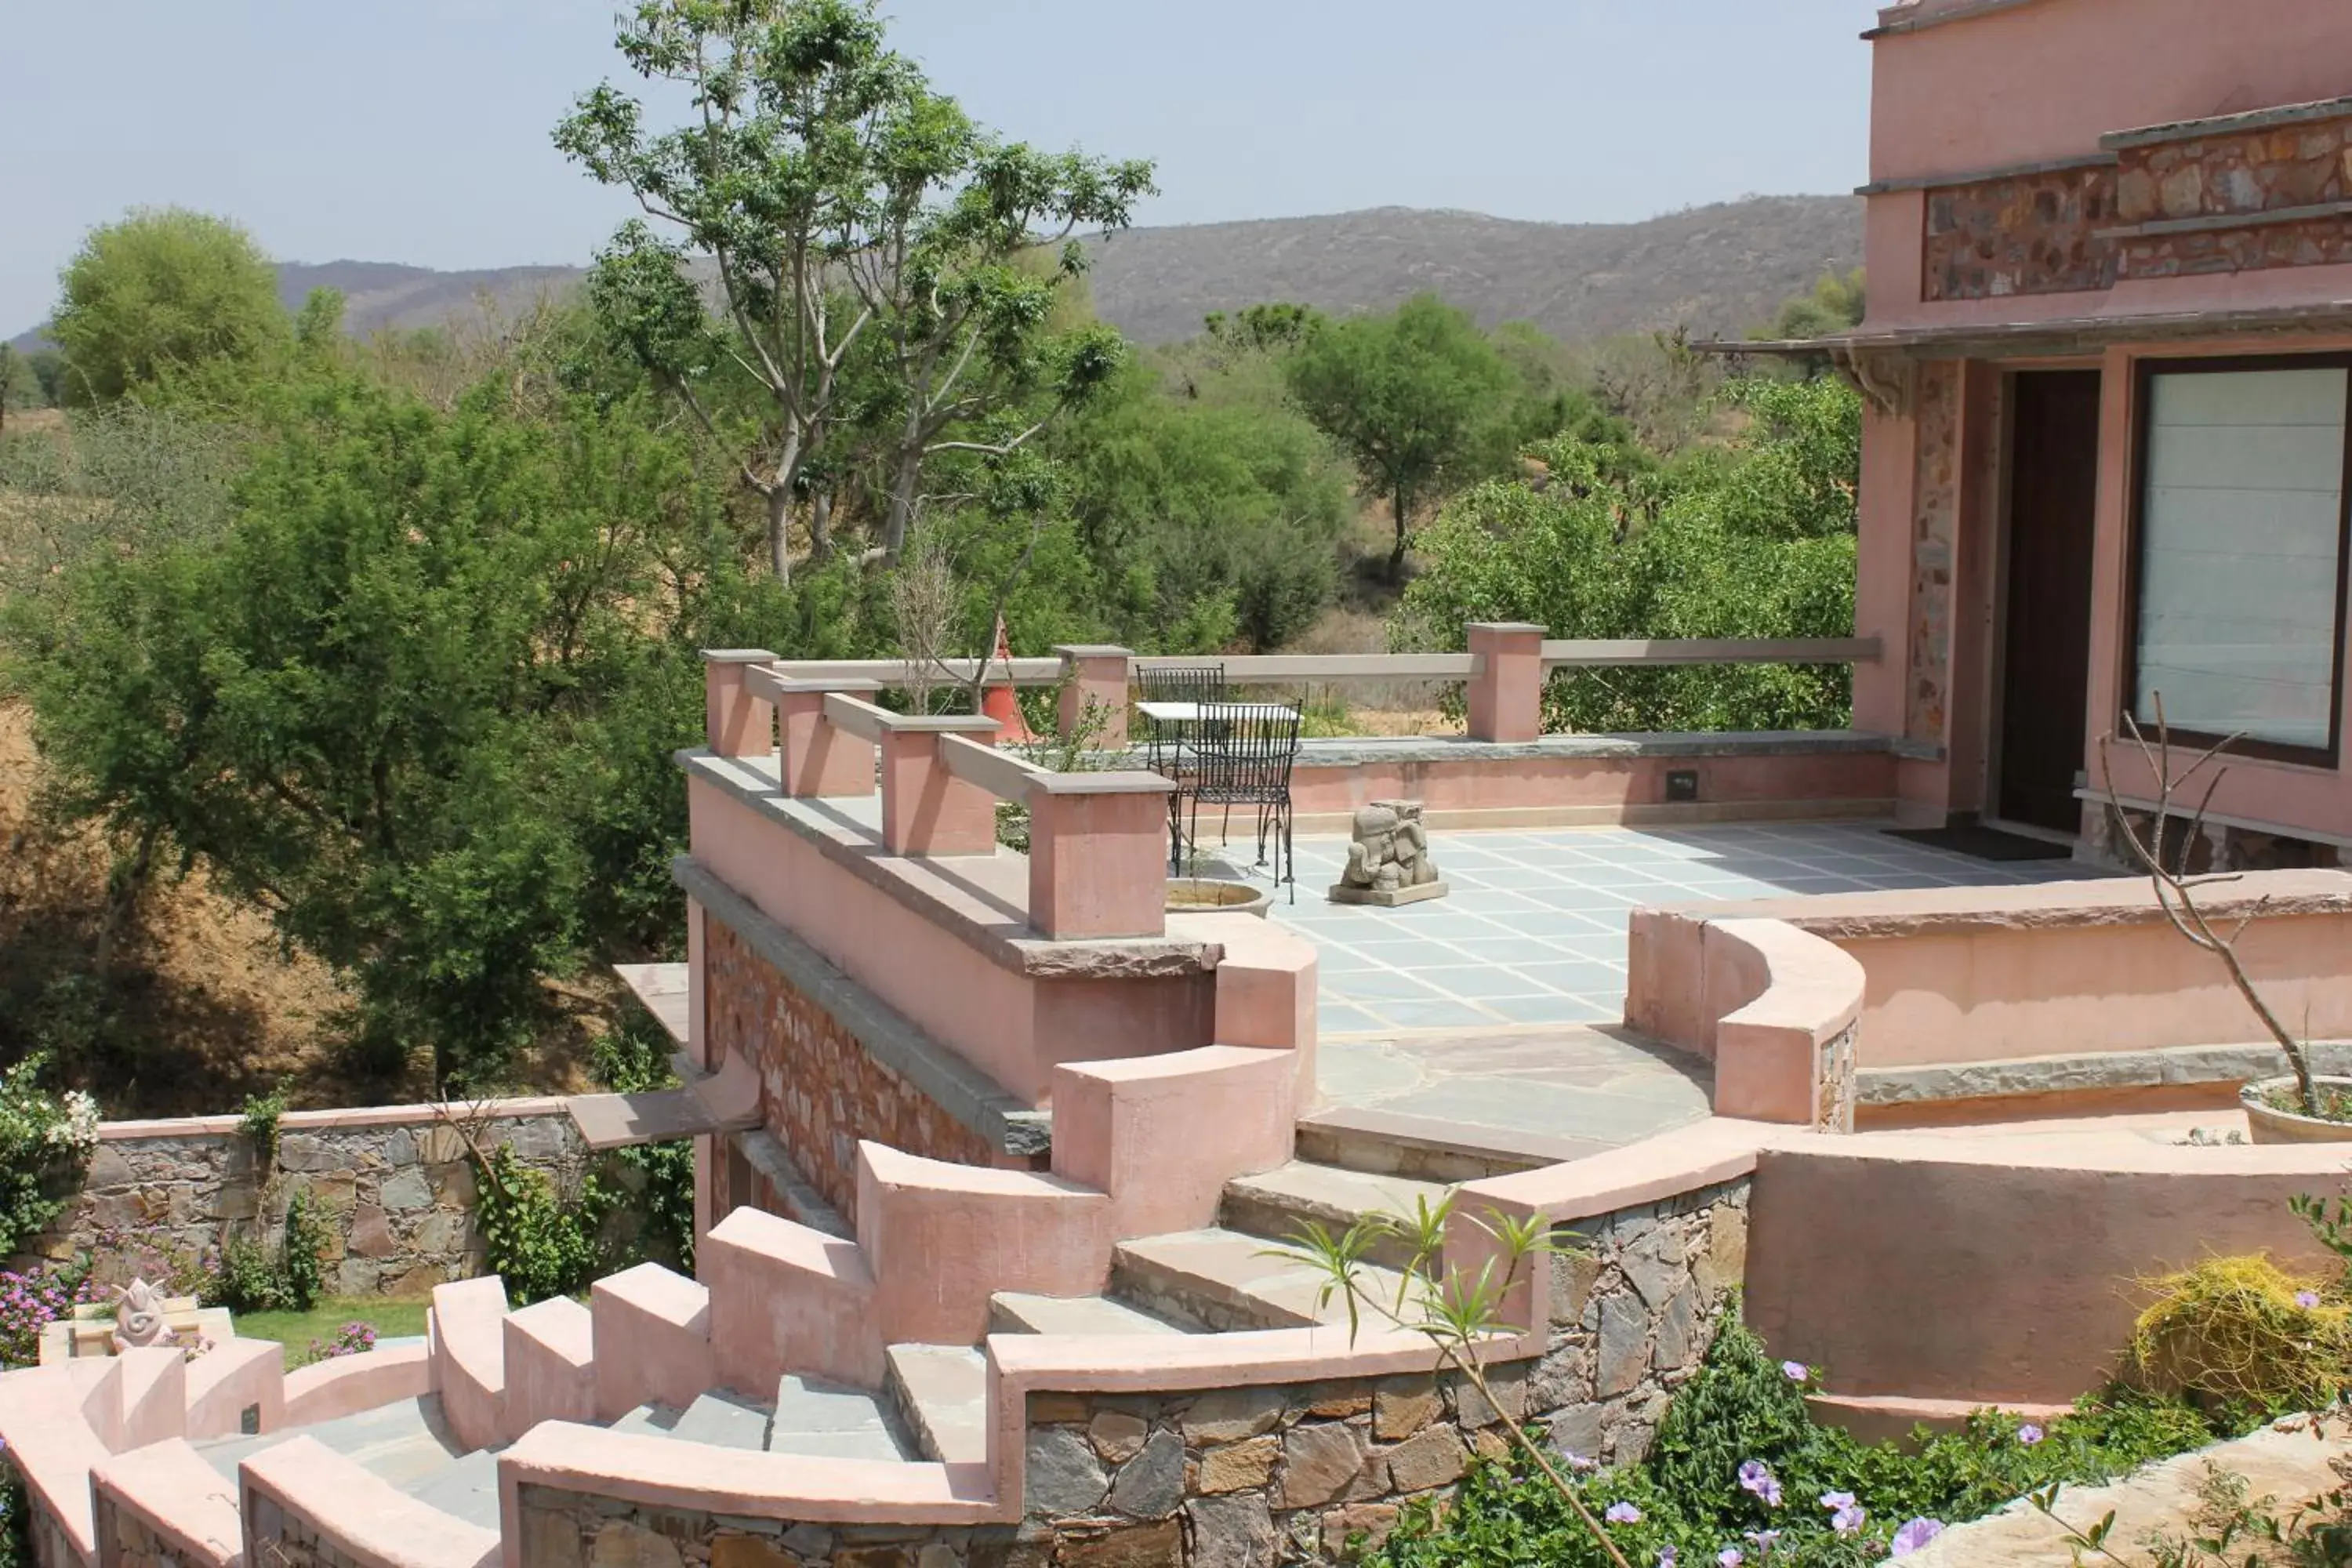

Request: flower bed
left=1362, top=1313, right=2261, bottom=1568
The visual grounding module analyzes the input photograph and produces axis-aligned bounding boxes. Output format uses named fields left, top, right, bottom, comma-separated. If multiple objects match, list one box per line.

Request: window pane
left=2136, top=365, right=2346, bottom=750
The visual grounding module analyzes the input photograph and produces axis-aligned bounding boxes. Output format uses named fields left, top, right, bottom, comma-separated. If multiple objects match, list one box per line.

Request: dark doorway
left=1997, top=370, right=2103, bottom=835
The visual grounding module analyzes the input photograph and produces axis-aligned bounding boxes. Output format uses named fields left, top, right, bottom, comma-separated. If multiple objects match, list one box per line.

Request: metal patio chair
left=1138, top=663, right=1229, bottom=870
left=1185, top=701, right=1304, bottom=902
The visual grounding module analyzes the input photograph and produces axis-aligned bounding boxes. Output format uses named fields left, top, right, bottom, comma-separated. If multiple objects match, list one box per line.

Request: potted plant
left=2102, top=704, right=2341, bottom=1143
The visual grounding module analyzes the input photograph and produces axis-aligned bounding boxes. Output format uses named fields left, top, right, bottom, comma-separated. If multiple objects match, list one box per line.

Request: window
left=2130, top=358, right=2352, bottom=762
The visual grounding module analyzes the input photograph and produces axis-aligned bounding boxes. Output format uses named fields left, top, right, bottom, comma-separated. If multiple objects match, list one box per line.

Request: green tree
left=556, top=0, right=1152, bottom=577
left=1759, top=268, right=1867, bottom=342
left=49, top=209, right=289, bottom=405
left=1283, top=293, right=1515, bottom=580
left=1397, top=377, right=1863, bottom=732
left=1053, top=362, right=1352, bottom=650
left=5, top=359, right=751, bottom=1092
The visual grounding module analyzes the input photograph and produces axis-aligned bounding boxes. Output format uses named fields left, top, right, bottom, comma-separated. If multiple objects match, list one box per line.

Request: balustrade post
left=701, top=649, right=777, bottom=757
left=777, top=678, right=882, bottom=798
left=1053, top=644, right=1133, bottom=750
left=880, top=716, right=1004, bottom=855
left=1466, top=622, right=1545, bottom=743
left=1026, top=774, right=1177, bottom=939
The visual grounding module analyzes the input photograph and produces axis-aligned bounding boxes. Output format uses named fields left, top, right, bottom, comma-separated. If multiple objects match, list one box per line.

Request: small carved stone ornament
left=1330, top=800, right=1450, bottom=906
left=111, top=1278, right=169, bottom=1352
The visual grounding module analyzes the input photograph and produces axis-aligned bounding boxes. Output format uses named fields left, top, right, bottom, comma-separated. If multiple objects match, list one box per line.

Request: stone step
left=669, top=1388, right=773, bottom=1451
left=988, top=1292, right=1193, bottom=1337
left=607, top=1403, right=683, bottom=1438
left=884, top=1345, right=989, bottom=1466
left=1110, top=1227, right=1408, bottom=1332
left=401, top=1447, right=504, bottom=1531
left=195, top=1395, right=465, bottom=1489
left=767, top=1374, right=915, bottom=1462
left=1294, top=1107, right=1586, bottom=1185
left=1218, top=1160, right=1454, bottom=1270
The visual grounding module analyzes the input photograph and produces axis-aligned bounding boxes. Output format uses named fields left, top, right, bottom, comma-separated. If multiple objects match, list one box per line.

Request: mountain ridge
left=8, top=195, right=1862, bottom=354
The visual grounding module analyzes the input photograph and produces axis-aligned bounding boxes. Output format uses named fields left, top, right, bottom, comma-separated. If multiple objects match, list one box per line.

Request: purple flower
left=1890, top=1518, right=1946, bottom=1556
left=2016, top=1423, right=2045, bottom=1446
left=1605, top=1501, right=1642, bottom=1524
left=1737, top=1459, right=1783, bottom=1507
left=2298, top=1290, right=2323, bottom=1309
left=1716, top=1551, right=1742, bottom=1568
left=1657, top=1551, right=1677, bottom=1568
left=1780, top=1359, right=1809, bottom=1383
left=1819, top=1489, right=1865, bottom=1532
left=1745, top=1530, right=1781, bottom=1556
left=1560, top=1448, right=1598, bottom=1472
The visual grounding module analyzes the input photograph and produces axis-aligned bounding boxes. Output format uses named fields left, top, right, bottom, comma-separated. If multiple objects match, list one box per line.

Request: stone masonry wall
left=27, top=1105, right=586, bottom=1299
left=1922, top=107, right=2352, bottom=299
left=1905, top=363, right=1959, bottom=749
left=1923, top=165, right=2118, bottom=300
left=95, top=1492, right=217, bottom=1568
left=1527, top=1178, right=1752, bottom=1468
left=245, top=1485, right=390, bottom=1568
left=21, top=1479, right=78, bottom=1568
left=705, top=916, right=1037, bottom=1225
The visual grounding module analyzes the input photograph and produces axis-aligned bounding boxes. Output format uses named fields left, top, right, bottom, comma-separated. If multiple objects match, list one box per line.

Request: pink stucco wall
left=1747, top=1134, right=2346, bottom=1403
left=1286, top=749, right=1896, bottom=828
left=1868, top=0, right=2352, bottom=191
left=688, top=779, right=1214, bottom=1105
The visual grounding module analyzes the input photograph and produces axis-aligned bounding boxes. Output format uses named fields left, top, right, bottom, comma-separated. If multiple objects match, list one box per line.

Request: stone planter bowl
left=1165, top=878, right=1271, bottom=918
left=2241, top=1076, right=2352, bottom=1144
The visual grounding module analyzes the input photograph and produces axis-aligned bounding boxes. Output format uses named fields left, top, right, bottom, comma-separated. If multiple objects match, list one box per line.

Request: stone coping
left=1857, top=148, right=2116, bottom=197
left=681, top=749, right=1220, bottom=980
left=93, top=1439, right=243, bottom=1568
left=1670, top=867, right=2352, bottom=940
left=1859, top=1041, right=2352, bottom=1106
left=1863, top=0, right=2052, bottom=39
left=673, top=855, right=1052, bottom=1156
left=2104, top=93, right=2352, bottom=151
left=1290, top=729, right=1899, bottom=768
left=96, top=1097, right=575, bottom=1143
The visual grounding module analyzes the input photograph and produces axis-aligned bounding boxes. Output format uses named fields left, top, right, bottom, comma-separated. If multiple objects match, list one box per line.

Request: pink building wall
left=1853, top=0, right=2352, bottom=843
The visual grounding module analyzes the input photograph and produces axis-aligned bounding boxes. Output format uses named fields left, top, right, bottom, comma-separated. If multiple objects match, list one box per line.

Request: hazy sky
left=1, top=0, right=1878, bottom=335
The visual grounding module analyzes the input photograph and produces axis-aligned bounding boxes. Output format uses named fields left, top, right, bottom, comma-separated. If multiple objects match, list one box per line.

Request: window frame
left=2123, top=351, right=2352, bottom=769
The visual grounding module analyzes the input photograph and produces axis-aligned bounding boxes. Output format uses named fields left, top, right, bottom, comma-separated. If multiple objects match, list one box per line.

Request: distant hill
left=8, top=196, right=1862, bottom=354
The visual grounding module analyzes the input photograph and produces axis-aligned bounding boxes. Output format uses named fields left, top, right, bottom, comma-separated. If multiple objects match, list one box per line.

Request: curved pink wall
left=1747, top=1135, right=2346, bottom=1403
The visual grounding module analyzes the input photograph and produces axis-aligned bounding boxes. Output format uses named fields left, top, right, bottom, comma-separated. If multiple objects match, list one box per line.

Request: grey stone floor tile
left=1481, top=993, right=1621, bottom=1026
left=1367, top=997, right=1507, bottom=1030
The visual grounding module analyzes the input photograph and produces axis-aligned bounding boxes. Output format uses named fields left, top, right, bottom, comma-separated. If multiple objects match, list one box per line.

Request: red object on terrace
left=982, top=615, right=1034, bottom=745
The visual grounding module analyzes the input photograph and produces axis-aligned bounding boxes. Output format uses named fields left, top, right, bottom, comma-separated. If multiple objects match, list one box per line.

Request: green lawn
left=230, top=1298, right=431, bottom=1364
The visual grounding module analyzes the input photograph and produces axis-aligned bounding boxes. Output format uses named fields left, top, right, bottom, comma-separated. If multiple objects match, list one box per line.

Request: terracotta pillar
left=777, top=678, right=881, bottom=798
left=702, top=648, right=776, bottom=757
left=1026, top=774, right=1176, bottom=939
left=880, top=716, right=1003, bottom=855
left=1054, top=644, right=1132, bottom=750
left=1466, top=622, right=1545, bottom=742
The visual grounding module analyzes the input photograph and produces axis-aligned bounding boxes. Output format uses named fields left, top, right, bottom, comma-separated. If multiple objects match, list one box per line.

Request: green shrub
left=1365, top=1309, right=2259, bottom=1568
left=207, top=1185, right=328, bottom=1313
left=474, top=1143, right=615, bottom=1305
left=0, top=1054, right=100, bottom=1257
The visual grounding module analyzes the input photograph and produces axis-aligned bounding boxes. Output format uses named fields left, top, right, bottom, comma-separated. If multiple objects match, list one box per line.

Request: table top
left=1136, top=701, right=1301, bottom=722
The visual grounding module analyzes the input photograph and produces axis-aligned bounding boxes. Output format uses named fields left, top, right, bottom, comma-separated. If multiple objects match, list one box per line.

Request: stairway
left=592, top=1134, right=1464, bottom=1467
left=193, top=1393, right=504, bottom=1530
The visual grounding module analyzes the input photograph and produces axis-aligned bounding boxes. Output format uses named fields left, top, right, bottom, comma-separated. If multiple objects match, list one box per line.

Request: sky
left=0, top=0, right=1878, bottom=336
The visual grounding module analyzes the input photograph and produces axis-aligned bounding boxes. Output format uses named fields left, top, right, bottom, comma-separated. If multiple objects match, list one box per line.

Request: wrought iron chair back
left=1185, top=702, right=1304, bottom=901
